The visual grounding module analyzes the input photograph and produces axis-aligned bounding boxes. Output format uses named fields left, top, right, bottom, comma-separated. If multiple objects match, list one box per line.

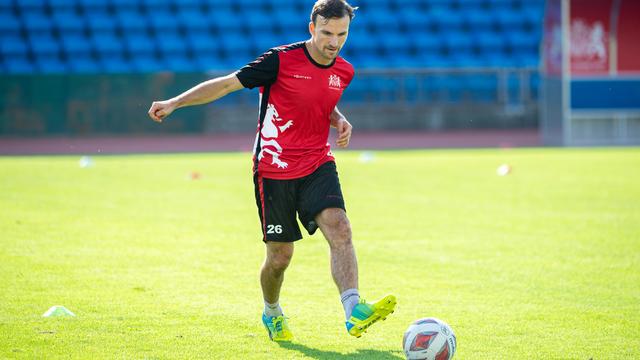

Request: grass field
left=1, top=148, right=639, bottom=359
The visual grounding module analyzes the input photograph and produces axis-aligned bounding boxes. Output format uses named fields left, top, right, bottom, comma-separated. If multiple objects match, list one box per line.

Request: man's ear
left=308, top=21, right=315, bottom=37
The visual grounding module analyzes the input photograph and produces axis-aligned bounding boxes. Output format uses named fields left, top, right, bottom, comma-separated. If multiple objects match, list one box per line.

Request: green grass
left=1, top=148, right=639, bottom=359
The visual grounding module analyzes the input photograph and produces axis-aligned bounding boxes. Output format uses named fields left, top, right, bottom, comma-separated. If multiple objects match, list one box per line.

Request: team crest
left=328, top=74, right=341, bottom=89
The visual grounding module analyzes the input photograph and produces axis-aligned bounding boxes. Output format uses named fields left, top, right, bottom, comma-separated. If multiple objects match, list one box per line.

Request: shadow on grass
left=278, top=341, right=404, bottom=360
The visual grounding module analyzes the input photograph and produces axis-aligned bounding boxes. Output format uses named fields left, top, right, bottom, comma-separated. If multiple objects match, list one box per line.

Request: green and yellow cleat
left=262, top=313, right=294, bottom=342
left=346, top=294, right=397, bottom=338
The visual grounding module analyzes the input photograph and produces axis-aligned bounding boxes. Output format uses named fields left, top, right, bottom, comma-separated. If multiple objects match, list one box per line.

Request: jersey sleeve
left=235, top=49, right=279, bottom=89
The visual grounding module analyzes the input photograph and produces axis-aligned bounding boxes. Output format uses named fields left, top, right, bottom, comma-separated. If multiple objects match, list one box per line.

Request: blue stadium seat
left=115, top=10, right=150, bottom=33
left=243, top=9, right=273, bottom=32
left=49, top=0, right=78, bottom=11
left=52, top=10, right=86, bottom=35
left=271, top=7, right=300, bottom=30
left=29, top=35, right=61, bottom=56
left=208, top=8, right=243, bottom=32
left=140, top=0, right=172, bottom=11
left=124, top=34, right=155, bottom=56
left=494, top=8, right=523, bottom=31
left=176, top=8, right=210, bottom=31
left=178, top=0, right=208, bottom=10
left=91, top=33, right=124, bottom=55
left=78, top=0, right=109, bottom=12
left=68, top=55, right=101, bottom=73
left=4, top=55, right=36, bottom=74
left=361, top=0, right=393, bottom=10
left=380, top=30, right=412, bottom=57
left=251, top=31, right=281, bottom=54
left=237, top=0, right=265, bottom=8
left=413, top=33, right=443, bottom=58
left=475, top=32, right=503, bottom=53
left=22, top=12, right=54, bottom=35
left=164, top=56, right=196, bottom=72
left=35, top=55, right=68, bottom=73
left=86, top=12, right=118, bottom=36
left=389, top=54, right=425, bottom=69
left=0, top=14, right=22, bottom=37
left=156, top=32, right=187, bottom=56
left=218, top=33, right=252, bottom=60
left=444, top=31, right=473, bottom=53
left=351, top=56, right=390, bottom=69
left=16, top=0, right=48, bottom=13
left=483, top=52, right=513, bottom=67
left=193, top=53, right=230, bottom=71
left=523, top=2, right=544, bottom=23
left=148, top=11, right=179, bottom=33
left=109, top=0, right=140, bottom=12
left=262, top=0, right=292, bottom=9
left=366, top=8, right=401, bottom=32
left=505, top=30, right=538, bottom=52
left=349, top=31, right=379, bottom=60
left=1, top=36, right=28, bottom=57
left=462, top=9, right=493, bottom=31
left=185, top=31, right=217, bottom=54
left=429, top=6, right=462, bottom=31
left=0, top=0, right=13, bottom=13
left=60, top=34, right=92, bottom=55
left=399, top=5, right=430, bottom=28
left=131, top=55, right=165, bottom=72
left=421, top=52, right=450, bottom=68
left=179, top=0, right=204, bottom=9
left=99, top=54, right=131, bottom=73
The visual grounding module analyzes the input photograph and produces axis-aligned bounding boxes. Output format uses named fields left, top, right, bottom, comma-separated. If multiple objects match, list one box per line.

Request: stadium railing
left=0, top=67, right=539, bottom=136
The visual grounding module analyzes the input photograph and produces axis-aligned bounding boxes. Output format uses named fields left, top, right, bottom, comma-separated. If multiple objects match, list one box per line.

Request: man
left=148, top=0, right=396, bottom=342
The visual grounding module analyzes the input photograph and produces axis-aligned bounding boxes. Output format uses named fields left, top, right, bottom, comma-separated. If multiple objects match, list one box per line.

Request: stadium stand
left=0, top=0, right=544, bottom=101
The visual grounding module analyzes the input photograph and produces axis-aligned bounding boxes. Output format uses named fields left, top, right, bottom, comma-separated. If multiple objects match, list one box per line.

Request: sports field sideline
left=1, top=147, right=638, bottom=359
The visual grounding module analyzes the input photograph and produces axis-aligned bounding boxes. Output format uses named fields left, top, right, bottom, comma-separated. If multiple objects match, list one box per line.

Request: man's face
left=309, top=15, right=350, bottom=61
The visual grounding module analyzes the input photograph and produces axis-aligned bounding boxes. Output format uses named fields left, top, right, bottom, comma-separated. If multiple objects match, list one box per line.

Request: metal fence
left=0, top=67, right=540, bottom=136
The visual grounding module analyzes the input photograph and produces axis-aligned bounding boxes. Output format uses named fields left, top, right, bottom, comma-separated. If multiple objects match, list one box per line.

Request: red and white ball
left=403, top=318, right=457, bottom=360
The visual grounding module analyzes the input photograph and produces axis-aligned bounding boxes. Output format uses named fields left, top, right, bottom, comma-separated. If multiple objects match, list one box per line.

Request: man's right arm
left=148, top=73, right=243, bottom=123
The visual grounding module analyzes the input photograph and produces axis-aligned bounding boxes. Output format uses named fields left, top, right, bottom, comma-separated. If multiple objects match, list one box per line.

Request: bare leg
left=260, top=241, right=294, bottom=304
left=316, top=208, right=358, bottom=293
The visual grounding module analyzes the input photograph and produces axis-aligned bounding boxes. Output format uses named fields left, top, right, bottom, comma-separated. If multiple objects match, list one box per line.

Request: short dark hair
left=310, top=0, right=357, bottom=24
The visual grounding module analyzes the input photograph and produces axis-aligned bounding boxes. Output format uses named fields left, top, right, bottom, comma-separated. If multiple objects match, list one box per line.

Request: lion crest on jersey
left=257, top=103, right=293, bottom=169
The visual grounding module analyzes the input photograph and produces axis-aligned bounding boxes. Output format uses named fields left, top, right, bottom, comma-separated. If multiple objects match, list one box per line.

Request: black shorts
left=254, top=161, right=346, bottom=242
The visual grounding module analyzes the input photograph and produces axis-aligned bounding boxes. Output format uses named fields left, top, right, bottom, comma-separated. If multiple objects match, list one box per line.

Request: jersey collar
left=303, top=41, right=336, bottom=69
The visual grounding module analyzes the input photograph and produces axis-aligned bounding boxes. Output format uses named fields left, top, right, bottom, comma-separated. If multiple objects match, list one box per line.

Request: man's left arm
left=330, top=106, right=352, bottom=148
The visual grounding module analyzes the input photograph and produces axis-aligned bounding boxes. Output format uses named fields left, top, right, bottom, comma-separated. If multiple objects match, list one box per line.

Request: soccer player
left=147, top=0, right=396, bottom=342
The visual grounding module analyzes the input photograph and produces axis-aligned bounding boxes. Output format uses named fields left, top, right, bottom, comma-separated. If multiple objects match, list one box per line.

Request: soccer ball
left=403, top=317, right=457, bottom=360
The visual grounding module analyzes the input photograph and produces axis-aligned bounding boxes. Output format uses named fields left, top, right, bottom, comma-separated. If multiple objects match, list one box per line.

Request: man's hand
left=148, top=100, right=177, bottom=123
left=335, top=117, right=352, bottom=148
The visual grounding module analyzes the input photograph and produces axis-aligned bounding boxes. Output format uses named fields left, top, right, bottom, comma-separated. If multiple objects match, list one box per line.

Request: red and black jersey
left=235, top=41, right=354, bottom=180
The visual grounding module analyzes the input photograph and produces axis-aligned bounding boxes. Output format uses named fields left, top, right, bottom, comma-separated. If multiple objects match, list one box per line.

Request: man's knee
left=318, top=208, right=352, bottom=246
left=266, top=243, right=294, bottom=271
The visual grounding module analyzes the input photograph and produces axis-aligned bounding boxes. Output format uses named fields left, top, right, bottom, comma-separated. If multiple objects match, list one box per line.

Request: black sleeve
left=235, top=49, right=279, bottom=89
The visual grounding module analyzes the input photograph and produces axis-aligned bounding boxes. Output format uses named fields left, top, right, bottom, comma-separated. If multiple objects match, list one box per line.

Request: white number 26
left=267, top=224, right=283, bottom=234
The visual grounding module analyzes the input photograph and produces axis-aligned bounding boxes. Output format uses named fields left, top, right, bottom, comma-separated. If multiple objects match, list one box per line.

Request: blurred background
left=0, top=0, right=638, bottom=152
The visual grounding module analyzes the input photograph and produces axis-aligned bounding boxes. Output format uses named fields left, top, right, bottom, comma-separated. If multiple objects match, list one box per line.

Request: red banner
left=570, top=0, right=612, bottom=75
left=617, top=0, right=640, bottom=73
